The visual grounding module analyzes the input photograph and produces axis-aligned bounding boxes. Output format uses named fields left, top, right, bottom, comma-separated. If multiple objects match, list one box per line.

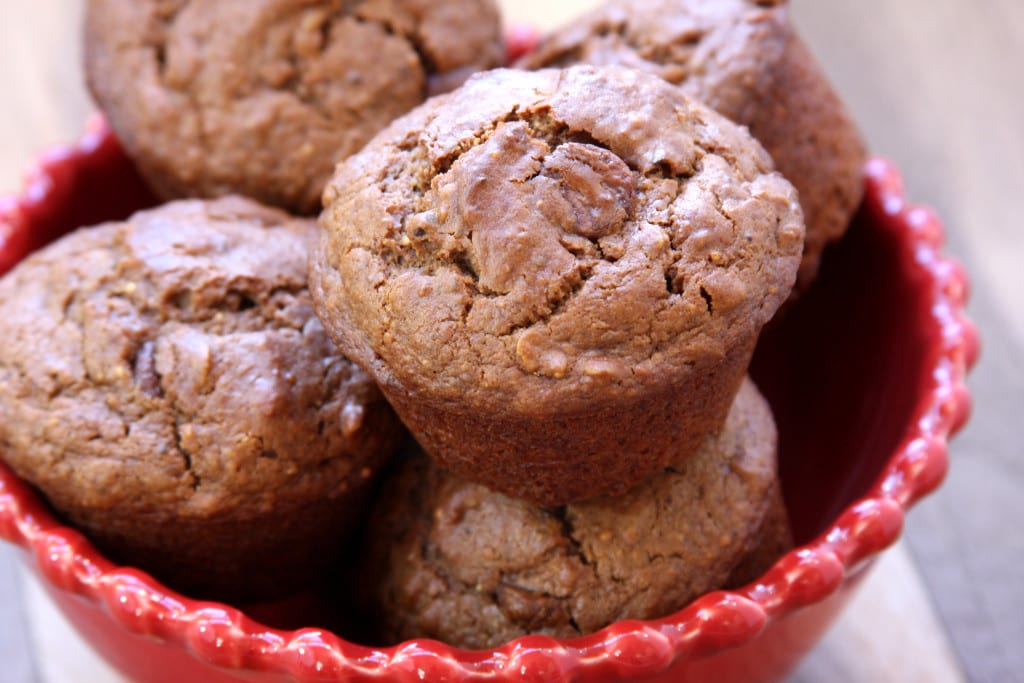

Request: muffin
left=362, top=378, right=790, bottom=649
left=725, top=483, right=792, bottom=588
left=84, top=0, right=505, bottom=214
left=0, top=197, right=402, bottom=601
left=519, top=0, right=866, bottom=290
left=310, top=65, right=804, bottom=505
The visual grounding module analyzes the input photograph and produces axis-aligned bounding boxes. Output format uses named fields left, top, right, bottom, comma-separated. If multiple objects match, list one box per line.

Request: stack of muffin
left=0, top=0, right=864, bottom=647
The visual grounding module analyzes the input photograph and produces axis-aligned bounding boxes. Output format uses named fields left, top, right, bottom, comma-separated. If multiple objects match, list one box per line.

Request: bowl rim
left=0, top=120, right=980, bottom=682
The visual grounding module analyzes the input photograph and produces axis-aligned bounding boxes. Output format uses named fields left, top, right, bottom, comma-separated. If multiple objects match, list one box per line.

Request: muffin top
left=518, top=0, right=789, bottom=110
left=0, top=197, right=393, bottom=520
left=363, top=378, right=781, bottom=649
left=84, top=0, right=505, bottom=214
left=312, top=65, right=804, bottom=411
left=518, top=0, right=867, bottom=289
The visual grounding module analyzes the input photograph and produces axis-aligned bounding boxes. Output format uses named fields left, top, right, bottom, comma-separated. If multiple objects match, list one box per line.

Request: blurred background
left=1, top=1, right=1021, bottom=681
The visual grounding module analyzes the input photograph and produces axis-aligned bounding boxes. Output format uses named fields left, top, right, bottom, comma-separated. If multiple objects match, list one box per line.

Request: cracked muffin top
left=84, top=0, right=505, bottom=214
left=312, top=65, right=804, bottom=412
left=0, top=197, right=398, bottom=528
left=518, top=0, right=867, bottom=290
left=362, top=378, right=783, bottom=649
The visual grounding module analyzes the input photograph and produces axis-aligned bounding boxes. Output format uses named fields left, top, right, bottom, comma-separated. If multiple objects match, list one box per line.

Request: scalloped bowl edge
left=0, top=122, right=979, bottom=683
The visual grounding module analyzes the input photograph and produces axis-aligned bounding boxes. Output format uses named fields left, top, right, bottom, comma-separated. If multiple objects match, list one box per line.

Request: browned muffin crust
left=311, top=65, right=804, bottom=505
left=84, top=0, right=504, bottom=214
left=519, top=0, right=866, bottom=289
left=362, top=378, right=790, bottom=649
left=0, top=197, right=402, bottom=600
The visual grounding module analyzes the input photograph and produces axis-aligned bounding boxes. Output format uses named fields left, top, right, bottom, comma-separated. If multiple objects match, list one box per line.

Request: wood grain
left=1, top=1, right=1020, bottom=681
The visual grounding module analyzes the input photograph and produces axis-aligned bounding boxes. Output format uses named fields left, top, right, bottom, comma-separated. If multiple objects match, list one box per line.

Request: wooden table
left=1, top=1, right=1021, bottom=681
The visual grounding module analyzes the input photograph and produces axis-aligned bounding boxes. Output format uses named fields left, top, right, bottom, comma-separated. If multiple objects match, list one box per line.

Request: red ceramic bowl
left=0, top=116, right=978, bottom=682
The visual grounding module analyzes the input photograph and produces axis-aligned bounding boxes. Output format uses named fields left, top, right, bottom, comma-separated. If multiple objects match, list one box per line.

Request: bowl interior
left=751, top=195, right=935, bottom=544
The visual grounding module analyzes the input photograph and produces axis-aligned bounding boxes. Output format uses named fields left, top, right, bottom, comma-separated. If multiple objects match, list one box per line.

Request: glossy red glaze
left=0, top=123, right=977, bottom=681
left=505, top=23, right=543, bottom=63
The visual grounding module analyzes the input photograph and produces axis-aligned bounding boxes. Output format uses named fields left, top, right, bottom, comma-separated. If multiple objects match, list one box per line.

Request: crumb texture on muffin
left=0, top=196, right=401, bottom=599
left=314, top=65, right=803, bottom=408
left=311, top=64, right=803, bottom=504
left=519, top=0, right=866, bottom=288
left=362, top=378, right=788, bottom=649
left=84, top=0, right=505, bottom=213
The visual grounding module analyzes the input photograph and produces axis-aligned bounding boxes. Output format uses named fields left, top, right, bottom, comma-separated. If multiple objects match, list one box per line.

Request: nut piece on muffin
left=361, top=378, right=790, bottom=649
left=0, top=197, right=403, bottom=601
left=84, top=0, right=505, bottom=214
left=519, top=0, right=866, bottom=290
left=311, top=65, right=804, bottom=506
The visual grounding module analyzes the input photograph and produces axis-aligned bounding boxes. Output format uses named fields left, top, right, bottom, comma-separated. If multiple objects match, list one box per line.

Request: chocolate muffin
left=0, top=197, right=402, bottom=601
left=84, top=0, right=504, bottom=214
left=725, top=483, right=792, bottom=588
left=519, top=0, right=866, bottom=290
left=362, top=378, right=790, bottom=649
left=311, top=65, right=804, bottom=505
